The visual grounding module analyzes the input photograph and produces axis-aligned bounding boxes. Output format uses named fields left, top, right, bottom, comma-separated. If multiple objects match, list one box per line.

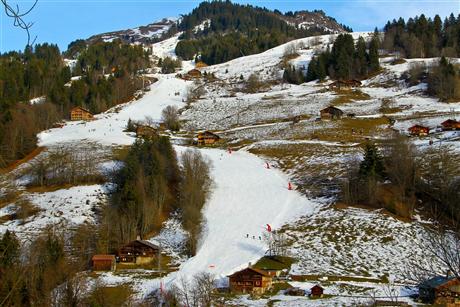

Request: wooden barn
left=195, top=61, right=208, bottom=69
left=441, top=119, right=460, bottom=131
left=118, top=240, right=160, bottom=265
left=310, top=285, right=324, bottom=298
left=91, top=254, right=116, bottom=271
left=329, top=79, right=362, bottom=90
left=187, top=69, right=202, bottom=79
left=419, top=276, right=460, bottom=305
left=320, top=106, right=344, bottom=120
left=136, top=125, right=158, bottom=139
left=197, top=131, right=220, bottom=146
left=408, top=124, right=430, bottom=136
left=70, top=106, right=93, bottom=121
left=228, top=267, right=273, bottom=295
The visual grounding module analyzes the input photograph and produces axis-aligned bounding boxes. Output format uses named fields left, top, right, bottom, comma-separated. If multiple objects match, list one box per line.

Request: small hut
left=228, top=267, right=273, bottom=295
left=136, top=125, right=158, bottom=139
left=91, top=255, right=116, bottom=271
left=118, top=240, right=160, bottom=265
left=197, top=131, right=220, bottom=146
left=329, top=79, right=361, bottom=90
left=195, top=61, right=208, bottom=69
left=320, top=106, right=344, bottom=120
left=441, top=119, right=460, bottom=131
left=408, top=124, right=430, bottom=136
left=310, top=285, right=324, bottom=298
left=187, top=69, right=202, bottom=79
left=70, top=106, right=93, bottom=121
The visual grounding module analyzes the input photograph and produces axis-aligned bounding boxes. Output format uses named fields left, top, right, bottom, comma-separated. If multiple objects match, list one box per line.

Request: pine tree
left=355, top=36, right=368, bottom=76
left=0, top=230, right=19, bottom=268
left=359, top=142, right=385, bottom=179
left=369, top=32, right=380, bottom=72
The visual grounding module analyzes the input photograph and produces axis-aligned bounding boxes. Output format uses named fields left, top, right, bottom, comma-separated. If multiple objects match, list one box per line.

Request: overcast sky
left=1, top=0, right=459, bottom=52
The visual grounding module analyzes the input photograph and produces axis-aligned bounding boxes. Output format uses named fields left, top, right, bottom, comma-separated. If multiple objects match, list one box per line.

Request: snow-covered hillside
left=87, top=18, right=178, bottom=45
left=2, top=29, right=459, bottom=306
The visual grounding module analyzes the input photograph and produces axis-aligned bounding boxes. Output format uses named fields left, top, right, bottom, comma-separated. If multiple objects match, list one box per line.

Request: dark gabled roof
left=311, top=284, right=324, bottom=290
left=188, top=69, right=202, bottom=75
left=199, top=131, right=220, bottom=139
left=409, top=124, right=429, bottom=130
left=321, top=106, right=343, bottom=114
left=71, top=106, right=92, bottom=114
left=441, top=119, right=459, bottom=126
left=121, top=240, right=160, bottom=250
left=228, top=267, right=271, bottom=278
left=136, top=240, right=160, bottom=250
left=419, top=276, right=456, bottom=289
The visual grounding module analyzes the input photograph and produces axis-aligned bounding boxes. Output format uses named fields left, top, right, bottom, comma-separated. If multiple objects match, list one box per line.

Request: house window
left=255, top=281, right=261, bottom=286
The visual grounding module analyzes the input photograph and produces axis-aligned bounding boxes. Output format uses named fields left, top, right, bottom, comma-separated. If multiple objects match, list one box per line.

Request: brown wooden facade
left=70, top=106, right=93, bottom=121
left=195, top=61, right=208, bottom=69
left=441, top=119, right=460, bottom=131
left=91, top=254, right=116, bottom=271
left=409, top=125, right=430, bottom=136
left=228, top=267, right=273, bottom=295
left=310, top=285, right=324, bottom=298
left=320, top=106, right=344, bottom=120
left=187, top=69, right=202, bottom=79
left=118, top=240, right=159, bottom=265
left=136, top=125, right=158, bottom=139
left=197, top=131, right=220, bottom=146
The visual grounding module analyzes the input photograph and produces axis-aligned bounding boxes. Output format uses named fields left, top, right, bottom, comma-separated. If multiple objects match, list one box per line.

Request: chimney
left=248, top=262, right=252, bottom=268
left=136, top=235, right=141, bottom=240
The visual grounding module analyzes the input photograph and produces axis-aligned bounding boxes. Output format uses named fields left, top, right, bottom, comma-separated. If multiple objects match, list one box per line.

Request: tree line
left=298, top=32, right=380, bottom=84
left=426, top=57, right=460, bottom=101
left=341, top=134, right=460, bottom=223
left=0, top=40, right=149, bottom=166
left=382, top=13, right=460, bottom=58
left=106, top=136, right=211, bottom=256
left=175, top=0, right=341, bottom=65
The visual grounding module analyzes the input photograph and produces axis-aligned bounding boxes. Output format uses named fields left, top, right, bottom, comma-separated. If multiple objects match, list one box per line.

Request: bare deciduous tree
left=406, top=226, right=460, bottom=283
left=172, top=272, right=216, bottom=307
left=180, top=149, right=212, bottom=256
left=161, top=105, right=181, bottom=131
left=2, top=0, right=38, bottom=46
left=263, top=230, right=288, bottom=257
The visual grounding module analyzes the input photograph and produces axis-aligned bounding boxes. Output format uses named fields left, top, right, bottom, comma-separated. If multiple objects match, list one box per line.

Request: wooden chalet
left=419, top=276, right=460, bottom=305
left=118, top=240, right=159, bottom=265
left=310, top=285, right=324, bottom=298
left=187, top=69, right=202, bottom=79
left=197, top=131, right=220, bottom=146
left=408, top=124, right=430, bottom=136
left=441, top=119, right=460, bottom=131
left=329, top=79, right=362, bottom=90
left=70, top=106, right=93, bottom=121
left=320, top=106, right=344, bottom=120
left=91, top=254, right=116, bottom=271
left=228, top=267, right=273, bottom=295
left=136, top=125, right=158, bottom=139
left=195, top=61, right=208, bottom=69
